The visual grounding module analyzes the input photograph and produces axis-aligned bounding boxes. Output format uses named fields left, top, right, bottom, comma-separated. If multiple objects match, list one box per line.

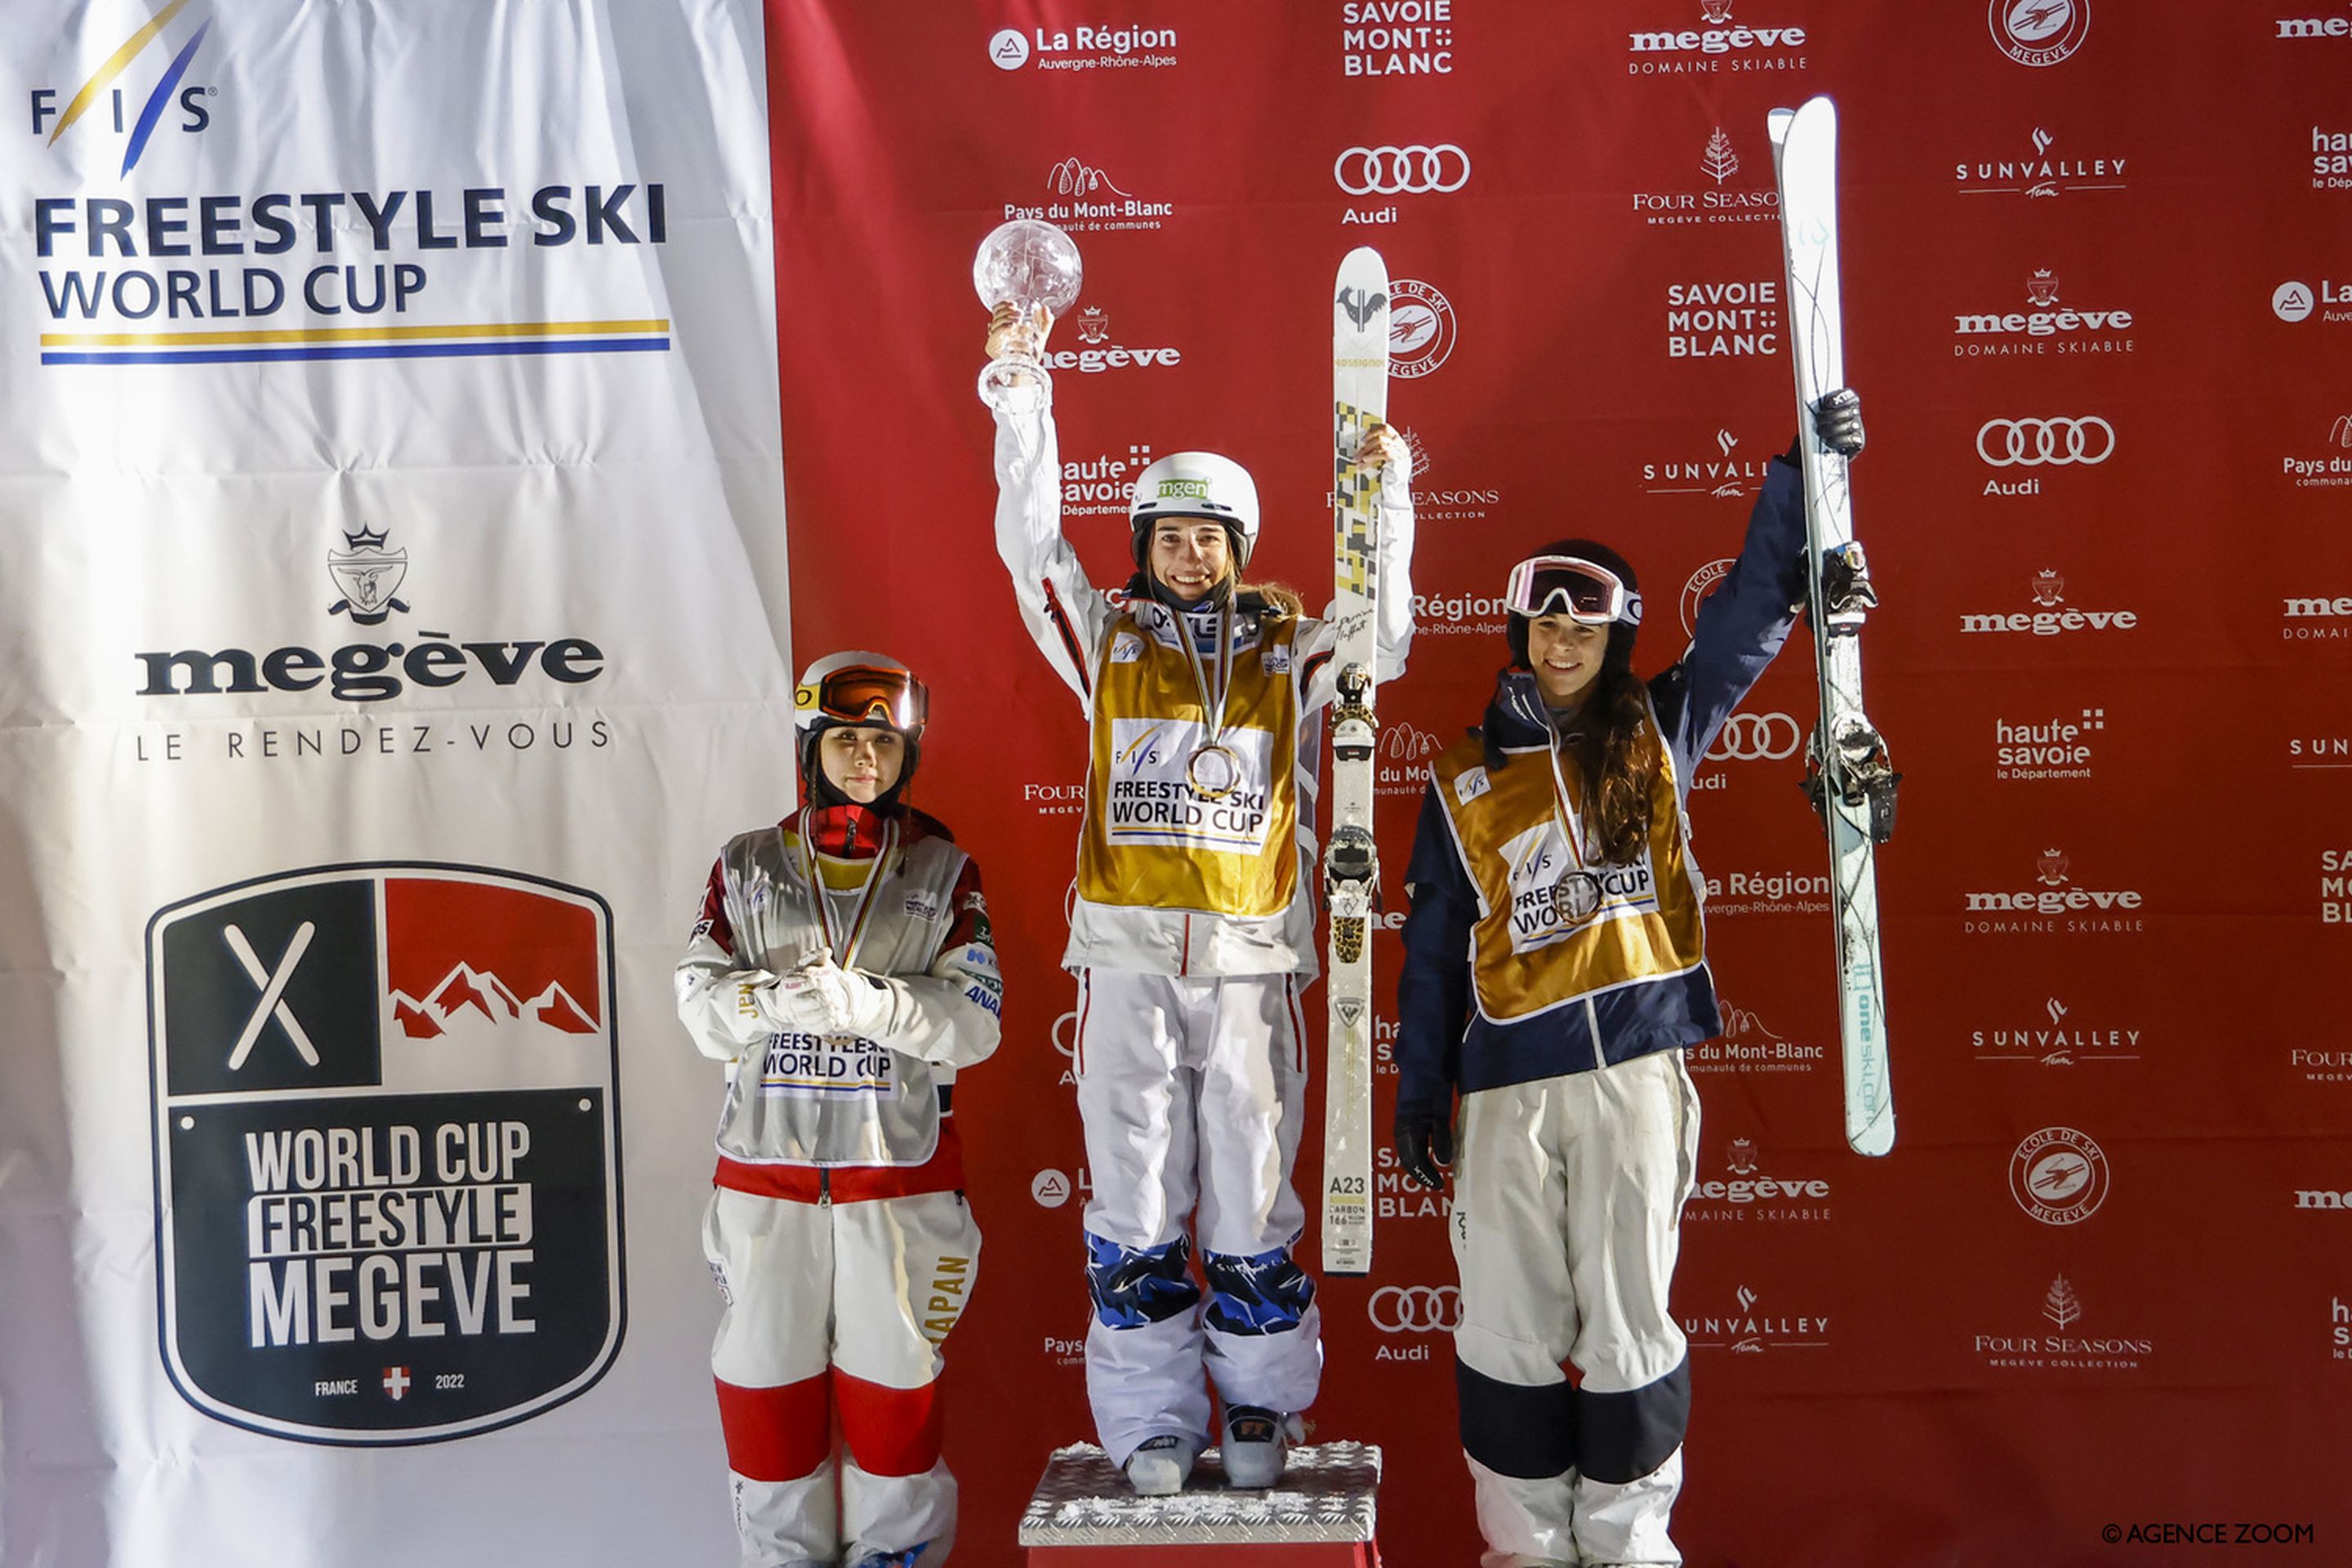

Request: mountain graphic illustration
left=529, top=982, right=597, bottom=1035
left=390, top=964, right=596, bottom=1041
left=427, top=964, right=523, bottom=1023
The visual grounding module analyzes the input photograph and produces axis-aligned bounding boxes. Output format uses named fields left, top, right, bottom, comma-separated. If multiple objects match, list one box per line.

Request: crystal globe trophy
left=973, top=218, right=1083, bottom=408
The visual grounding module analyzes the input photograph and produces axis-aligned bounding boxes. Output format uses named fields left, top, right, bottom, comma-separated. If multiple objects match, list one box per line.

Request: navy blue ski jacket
left=1393, top=452, right=1811, bottom=1113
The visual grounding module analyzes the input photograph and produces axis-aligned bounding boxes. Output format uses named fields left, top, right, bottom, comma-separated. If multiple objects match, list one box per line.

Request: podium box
left=1018, top=1441, right=1381, bottom=1566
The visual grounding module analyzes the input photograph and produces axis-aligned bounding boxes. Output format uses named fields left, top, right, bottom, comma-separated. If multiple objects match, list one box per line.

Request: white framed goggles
left=1503, top=555, right=1643, bottom=626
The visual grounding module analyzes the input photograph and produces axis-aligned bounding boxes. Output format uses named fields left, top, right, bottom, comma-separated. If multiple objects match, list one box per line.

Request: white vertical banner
left=0, top=4, right=782, bottom=1562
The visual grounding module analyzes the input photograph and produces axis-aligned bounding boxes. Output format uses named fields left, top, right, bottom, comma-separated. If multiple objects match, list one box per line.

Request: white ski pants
left=702, top=1185, right=980, bottom=1568
left=1450, top=1050, right=1700, bottom=1568
left=1073, top=969, right=1323, bottom=1464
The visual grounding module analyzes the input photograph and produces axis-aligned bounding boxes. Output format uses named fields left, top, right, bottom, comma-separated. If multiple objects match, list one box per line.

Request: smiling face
left=1148, top=519, right=1233, bottom=603
left=818, top=724, right=905, bottom=803
left=1525, top=614, right=1610, bottom=710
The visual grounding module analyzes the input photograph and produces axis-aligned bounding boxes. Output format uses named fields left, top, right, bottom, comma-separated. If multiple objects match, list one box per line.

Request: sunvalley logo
left=1686, top=1284, right=1829, bottom=1353
left=1960, top=570, right=2140, bottom=636
left=1953, top=270, right=2135, bottom=355
left=1955, top=126, right=2127, bottom=199
left=1971, top=993, right=2141, bottom=1067
left=1627, top=0, right=1811, bottom=74
left=1643, top=428, right=1770, bottom=497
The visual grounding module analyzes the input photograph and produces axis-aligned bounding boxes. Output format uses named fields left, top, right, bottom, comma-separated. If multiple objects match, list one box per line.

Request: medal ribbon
left=797, top=814, right=900, bottom=970
left=1170, top=597, right=1239, bottom=768
left=1543, top=737, right=1592, bottom=871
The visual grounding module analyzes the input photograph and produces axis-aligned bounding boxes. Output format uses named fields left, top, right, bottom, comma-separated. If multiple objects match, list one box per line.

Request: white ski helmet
left=1128, top=451, right=1260, bottom=569
left=792, top=649, right=929, bottom=807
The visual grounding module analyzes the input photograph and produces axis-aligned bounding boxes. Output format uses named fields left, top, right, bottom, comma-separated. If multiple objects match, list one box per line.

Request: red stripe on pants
left=835, top=1369, right=944, bottom=1478
left=714, top=1372, right=830, bottom=1482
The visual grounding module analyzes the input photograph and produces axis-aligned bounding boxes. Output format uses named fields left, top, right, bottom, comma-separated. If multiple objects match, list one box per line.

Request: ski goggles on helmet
left=794, top=663, right=929, bottom=734
left=1503, top=555, right=1643, bottom=627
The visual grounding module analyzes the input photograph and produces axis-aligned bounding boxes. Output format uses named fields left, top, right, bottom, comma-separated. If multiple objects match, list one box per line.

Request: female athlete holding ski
left=982, top=304, right=1414, bottom=1494
left=1392, top=395, right=1863, bottom=1568
left=678, top=651, right=1002, bottom=1568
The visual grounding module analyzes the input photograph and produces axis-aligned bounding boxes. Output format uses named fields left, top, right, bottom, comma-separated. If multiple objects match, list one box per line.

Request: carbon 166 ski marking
left=1769, top=97, right=1897, bottom=1158
left=1323, top=245, right=1389, bottom=1273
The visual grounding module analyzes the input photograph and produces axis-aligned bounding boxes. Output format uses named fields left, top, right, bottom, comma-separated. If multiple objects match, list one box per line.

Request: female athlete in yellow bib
left=984, top=303, right=1414, bottom=1494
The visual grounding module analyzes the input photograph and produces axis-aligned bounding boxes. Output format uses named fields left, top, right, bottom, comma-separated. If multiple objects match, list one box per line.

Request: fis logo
left=31, top=0, right=219, bottom=177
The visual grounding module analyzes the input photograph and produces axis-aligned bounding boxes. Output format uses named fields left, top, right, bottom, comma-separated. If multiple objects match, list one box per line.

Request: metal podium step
left=1018, top=1441, right=1382, bottom=1565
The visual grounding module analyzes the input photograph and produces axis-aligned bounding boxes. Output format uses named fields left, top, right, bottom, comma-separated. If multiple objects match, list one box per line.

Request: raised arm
left=1299, top=423, right=1416, bottom=713
left=987, top=313, right=1115, bottom=711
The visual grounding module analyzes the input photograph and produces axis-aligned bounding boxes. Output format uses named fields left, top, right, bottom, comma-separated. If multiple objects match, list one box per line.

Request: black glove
left=1393, top=1105, right=1455, bottom=1192
left=1812, top=387, right=1864, bottom=457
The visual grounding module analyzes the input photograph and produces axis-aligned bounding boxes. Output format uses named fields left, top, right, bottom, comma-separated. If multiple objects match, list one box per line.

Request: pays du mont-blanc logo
left=147, top=863, right=623, bottom=1443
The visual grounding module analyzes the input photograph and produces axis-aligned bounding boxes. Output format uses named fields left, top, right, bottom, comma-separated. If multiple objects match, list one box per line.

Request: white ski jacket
left=991, top=379, right=1415, bottom=978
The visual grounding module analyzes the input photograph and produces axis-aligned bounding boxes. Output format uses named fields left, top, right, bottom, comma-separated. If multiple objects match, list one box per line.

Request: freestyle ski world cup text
left=31, top=185, right=668, bottom=323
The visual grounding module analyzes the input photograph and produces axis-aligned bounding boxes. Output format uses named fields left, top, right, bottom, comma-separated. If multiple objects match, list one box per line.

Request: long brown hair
left=1493, top=537, right=1660, bottom=865
left=1557, top=663, right=1663, bottom=866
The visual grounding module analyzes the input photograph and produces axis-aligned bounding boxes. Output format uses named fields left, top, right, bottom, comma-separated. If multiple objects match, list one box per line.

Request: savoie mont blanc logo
left=148, top=863, right=624, bottom=1443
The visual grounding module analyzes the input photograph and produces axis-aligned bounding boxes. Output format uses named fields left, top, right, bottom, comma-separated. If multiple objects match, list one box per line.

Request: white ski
left=1768, top=98, right=1897, bottom=1158
left=1321, top=246, right=1388, bottom=1273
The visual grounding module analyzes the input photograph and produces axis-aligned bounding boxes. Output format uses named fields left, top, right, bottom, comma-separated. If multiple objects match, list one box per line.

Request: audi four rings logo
left=1976, top=416, right=2115, bottom=466
left=1367, top=1284, right=1463, bottom=1333
left=1708, top=712, right=1803, bottom=761
left=1334, top=145, right=1472, bottom=196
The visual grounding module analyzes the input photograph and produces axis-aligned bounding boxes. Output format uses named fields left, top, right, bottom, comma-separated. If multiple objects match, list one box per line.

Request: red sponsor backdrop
left=765, top=2, right=2352, bottom=1561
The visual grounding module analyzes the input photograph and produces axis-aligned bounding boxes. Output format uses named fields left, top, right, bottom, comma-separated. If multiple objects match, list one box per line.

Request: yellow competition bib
left=1079, top=611, right=1300, bottom=917
left=1433, top=724, right=1705, bottom=1022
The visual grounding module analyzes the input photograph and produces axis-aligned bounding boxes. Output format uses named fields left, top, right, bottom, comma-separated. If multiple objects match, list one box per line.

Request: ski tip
left=1766, top=106, right=1795, bottom=147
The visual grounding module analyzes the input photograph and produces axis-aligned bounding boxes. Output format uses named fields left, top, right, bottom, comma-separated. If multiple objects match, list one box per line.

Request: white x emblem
left=223, top=922, right=320, bottom=1070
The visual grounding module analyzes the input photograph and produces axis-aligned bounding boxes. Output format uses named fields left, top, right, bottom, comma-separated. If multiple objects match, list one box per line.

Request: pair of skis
left=1316, top=100, right=1894, bottom=1275
left=1320, top=247, right=1388, bottom=1276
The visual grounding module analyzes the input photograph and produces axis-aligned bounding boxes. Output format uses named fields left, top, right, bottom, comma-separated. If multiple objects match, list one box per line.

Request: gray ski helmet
left=1506, top=539, right=1642, bottom=672
left=1128, top=451, right=1260, bottom=569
